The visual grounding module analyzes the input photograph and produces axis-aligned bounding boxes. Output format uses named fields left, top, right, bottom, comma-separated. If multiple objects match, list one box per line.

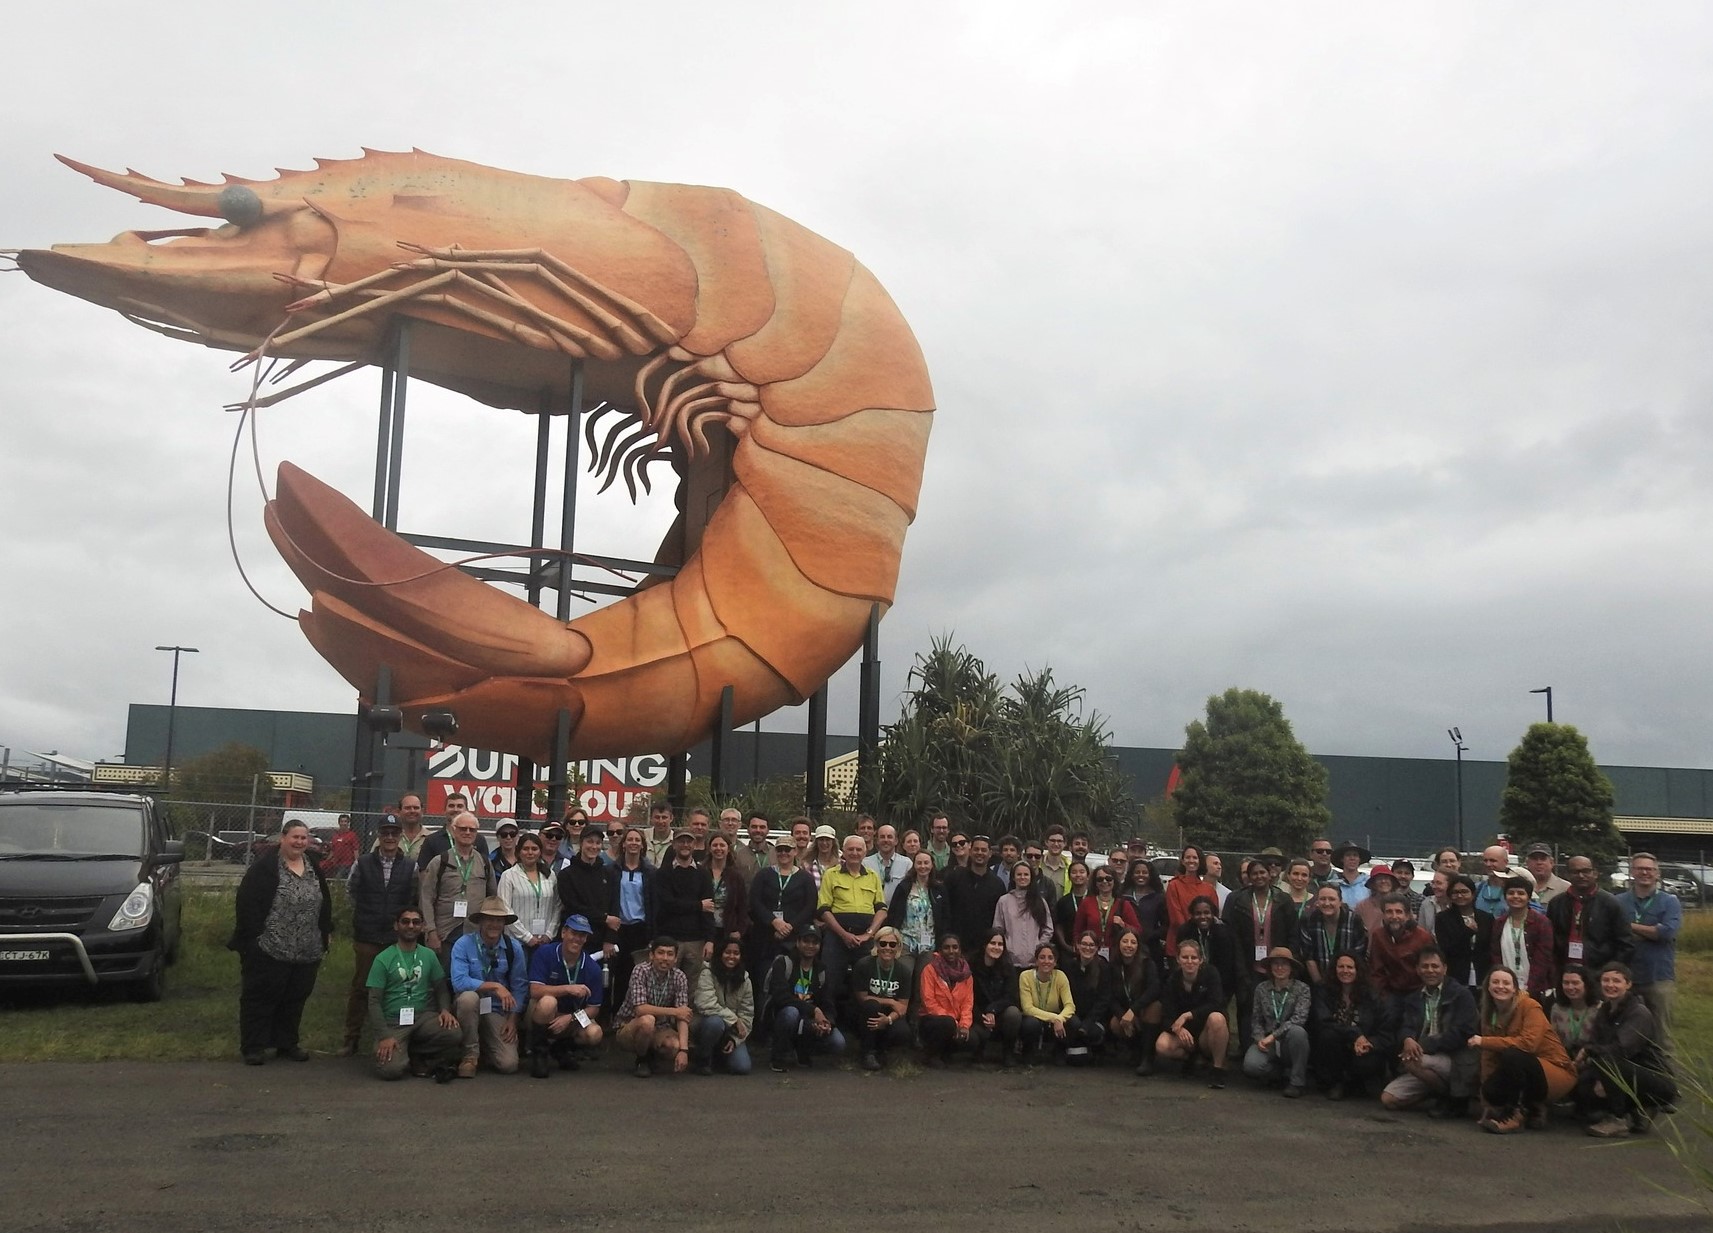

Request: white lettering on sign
left=427, top=745, right=685, bottom=822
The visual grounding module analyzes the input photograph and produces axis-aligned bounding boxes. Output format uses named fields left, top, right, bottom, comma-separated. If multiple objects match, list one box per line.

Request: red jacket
left=1072, top=896, right=1141, bottom=954
left=1366, top=921, right=1433, bottom=995
left=1489, top=911, right=1556, bottom=998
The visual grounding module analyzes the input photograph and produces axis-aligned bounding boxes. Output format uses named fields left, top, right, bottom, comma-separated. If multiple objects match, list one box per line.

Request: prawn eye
left=217, top=185, right=263, bottom=226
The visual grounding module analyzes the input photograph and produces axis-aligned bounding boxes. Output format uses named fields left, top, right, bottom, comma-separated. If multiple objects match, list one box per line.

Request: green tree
left=870, top=637, right=1136, bottom=841
left=1499, top=722, right=1622, bottom=866
left=175, top=742, right=272, bottom=804
left=1172, top=688, right=1330, bottom=854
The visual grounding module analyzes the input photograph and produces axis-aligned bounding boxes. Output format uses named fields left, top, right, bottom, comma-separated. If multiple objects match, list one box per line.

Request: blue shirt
left=1616, top=889, right=1680, bottom=984
left=1336, top=876, right=1370, bottom=909
left=448, top=932, right=529, bottom=1008
left=615, top=865, right=647, bottom=924
left=526, top=943, right=605, bottom=1010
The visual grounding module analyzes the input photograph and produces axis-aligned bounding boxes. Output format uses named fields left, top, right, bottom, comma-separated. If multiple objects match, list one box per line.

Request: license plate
left=0, top=949, right=50, bottom=961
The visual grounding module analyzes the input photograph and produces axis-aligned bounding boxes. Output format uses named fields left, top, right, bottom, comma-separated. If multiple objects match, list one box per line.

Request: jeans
left=239, top=948, right=320, bottom=1056
left=1019, top=1014, right=1090, bottom=1055
left=1481, top=1046, right=1548, bottom=1111
left=818, top=914, right=872, bottom=1016
left=694, top=1014, right=753, bottom=1074
left=770, top=1004, right=847, bottom=1063
left=1242, top=1024, right=1309, bottom=1088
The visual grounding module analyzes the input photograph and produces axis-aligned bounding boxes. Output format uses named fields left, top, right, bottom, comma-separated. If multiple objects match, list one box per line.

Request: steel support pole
left=545, top=708, right=572, bottom=822
left=546, top=362, right=586, bottom=800
left=382, top=320, right=410, bottom=531
left=710, top=685, right=734, bottom=799
left=1454, top=745, right=1465, bottom=854
left=856, top=603, right=881, bottom=812
left=668, top=752, right=688, bottom=812
left=806, top=684, right=828, bottom=817
left=371, top=357, right=395, bottom=520
left=752, top=718, right=762, bottom=792
left=513, top=401, right=555, bottom=822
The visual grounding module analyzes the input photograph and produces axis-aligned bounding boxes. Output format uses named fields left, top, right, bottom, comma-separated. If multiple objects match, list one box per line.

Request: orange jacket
left=1165, top=875, right=1214, bottom=935
left=1476, top=993, right=1576, bottom=1101
left=918, top=960, right=974, bottom=1030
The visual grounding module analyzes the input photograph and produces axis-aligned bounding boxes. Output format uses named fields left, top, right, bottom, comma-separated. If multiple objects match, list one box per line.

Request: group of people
left=230, top=800, right=1682, bottom=1138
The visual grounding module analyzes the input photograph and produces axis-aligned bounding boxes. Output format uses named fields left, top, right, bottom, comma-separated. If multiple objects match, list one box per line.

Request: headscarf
left=929, top=936, right=971, bottom=987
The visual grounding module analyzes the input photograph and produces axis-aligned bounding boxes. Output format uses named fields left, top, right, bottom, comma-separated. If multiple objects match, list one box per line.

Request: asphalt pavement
left=0, top=1056, right=1705, bottom=1232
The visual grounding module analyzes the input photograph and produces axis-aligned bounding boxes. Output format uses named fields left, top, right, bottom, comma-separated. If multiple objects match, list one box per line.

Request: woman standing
left=609, top=827, right=655, bottom=1006
left=1154, top=938, right=1230, bottom=1088
left=900, top=830, right=923, bottom=861
left=1434, top=874, right=1494, bottom=992
left=704, top=833, right=749, bottom=944
left=1121, top=858, right=1169, bottom=971
left=1489, top=876, right=1555, bottom=999
left=994, top=859, right=1056, bottom=967
left=1054, top=860, right=1093, bottom=962
left=1577, top=962, right=1679, bottom=1137
left=1073, top=865, right=1141, bottom=959
left=887, top=850, right=947, bottom=963
left=1164, top=845, right=1211, bottom=935
left=230, top=820, right=331, bottom=1065
left=1018, top=942, right=1088, bottom=1063
left=971, top=928, right=1023, bottom=1067
left=489, top=823, right=521, bottom=875
left=806, top=825, right=841, bottom=889
left=1310, top=951, right=1387, bottom=1099
left=498, top=833, right=555, bottom=952
left=691, top=937, right=755, bottom=1075
left=1109, top=927, right=1163, bottom=1074
left=1470, top=966, right=1575, bottom=1133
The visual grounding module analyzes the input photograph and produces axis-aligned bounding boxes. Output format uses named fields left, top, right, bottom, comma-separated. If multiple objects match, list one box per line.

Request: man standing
left=341, top=817, right=419, bottom=1055
left=1040, top=826, right=1071, bottom=897
left=644, top=800, right=676, bottom=867
left=1068, top=832, right=1092, bottom=864
left=944, top=835, right=1006, bottom=956
left=735, top=812, right=773, bottom=880
left=614, top=937, right=692, bottom=1077
left=1224, top=858, right=1285, bottom=1047
left=817, top=835, right=888, bottom=1015
left=1306, top=838, right=1337, bottom=890
left=926, top=812, right=953, bottom=871
left=1380, top=947, right=1477, bottom=1117
left=1524, top=844, right=1570, bottom=904
left=863, top=824, right=912, bottom=897
left=365, top=906, right=462, bottom=1080
left=656, top=828, right=715, bottom=980
left=388, top=794, right=428, bottom=860
left=419, top=811, right=497, bottom=966
left=685, top=807, right=713, bottom=859
left=416, top=791, right=470, bottom=869
left=525, top=914, right=605, bottom=1078
left=1618, top=853, right=1681, bottom=1040
left=556, top=823, right=616, bottom=961
left=447, top=897, right=527, bottom=1077
left=790, top=817, right=814, bottom=865
left=993, top=835, right=1023, bottom=889
left=1546, top=855, right=1631, bottom=973
left=325, top=814, right=358, bottom=876
left=1474, top=845, right=1514, bottom=918
left=1367, top=894, right=1433, bottom=1000
left=1330, top=840, right=1371, bottom=908
left=853, top=815, right=877, bottom=854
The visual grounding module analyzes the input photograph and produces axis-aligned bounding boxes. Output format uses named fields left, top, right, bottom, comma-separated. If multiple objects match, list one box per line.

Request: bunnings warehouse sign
left=427, top=745, right=672, bottom=822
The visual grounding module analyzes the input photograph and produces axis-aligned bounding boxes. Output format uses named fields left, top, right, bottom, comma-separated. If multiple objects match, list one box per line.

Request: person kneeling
left=1155, top=938, right=1230, bottom=1088
left=692, top=937, right=756, bottom=1075
left=850, top=926, right=914, bottom=1071
left=764, top=925, right=847, bottom=1072
left=614, top=936, right=691, bottom=1077
left=1381, top=946, right=1476, bottom=1116
left=525, top=913, right=606, bottom=1079
left=448, top=897, right=529, bottom=1078
left=366, top=907, right=462, bottom=1079
left=917, top=934, right=976, bottom=1067
left=1242, top=947, right=1312, bottom=1097
left=1019, top=943, right=1090, bottom=1064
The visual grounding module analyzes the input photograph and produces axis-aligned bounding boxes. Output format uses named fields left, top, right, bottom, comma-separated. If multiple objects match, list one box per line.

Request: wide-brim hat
left=1364, top=864, right=1397, bottom=889
left=468, top=896, right=518, bottom=925
left=1265, top=946, right=1303, bottom=975
left=1331, top=840, right=1371, bottom=865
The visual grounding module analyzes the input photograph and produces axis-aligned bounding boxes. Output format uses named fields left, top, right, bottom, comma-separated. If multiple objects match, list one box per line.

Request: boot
left=1134, top=1036, right=1156, bottom=1078
left=528, top=1026, right=550, bottom=1080
left=1484, top=1107, right=1525, bottom=1135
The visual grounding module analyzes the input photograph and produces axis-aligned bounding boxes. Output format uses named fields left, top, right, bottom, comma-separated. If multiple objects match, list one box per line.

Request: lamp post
left=155, top=645, right=199, bottom=797
left=1447, top=727, right=1467, bottom=853
left=1529, top=686, right=1553, bottom=723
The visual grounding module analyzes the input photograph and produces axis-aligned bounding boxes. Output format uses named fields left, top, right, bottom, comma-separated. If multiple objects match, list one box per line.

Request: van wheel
left=126, top=947, right=167, bottom=1002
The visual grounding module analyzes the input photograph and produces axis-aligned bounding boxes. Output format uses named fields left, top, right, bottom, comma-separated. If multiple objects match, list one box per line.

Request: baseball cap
left=561, top=914, right=593, bottom=935
left=1524, top=843, right=1553, bottom=858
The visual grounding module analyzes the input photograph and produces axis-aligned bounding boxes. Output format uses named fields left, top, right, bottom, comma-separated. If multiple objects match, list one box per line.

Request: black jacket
left=556, top=857, right=616, bottom=947
left=655, top=859, right=714, bottom=943
left=348, top=850, right=419, bottom=945
left=763, top=953, right=835, bottom=1020
left=1171, top=920, right=1239, bottom=999
left=1545, top=889, right=1633, bottom=972
left=970, top=956, right=1019, bottom=1018
left=1111, top=959, right=1162, bottom=1017
left=1065, top=954, right=1114, bottom=1025
left=944, top=866, right=1005, bottom=956
left=748, top=866, right=818, bottom=938
left=1396, top=980, right=1477, bottom=1055
left=1159, top=966, right=1224, bottom=1033
left=1585, top=992, right=1666, bottom=1071
left=1434, top=907, right=1495, bottom=990
left=885, top=877, right=950, bottom=946
left=229, top=854, right=332, bottom=953
left=1311, top=981, right=1394, bottom=1056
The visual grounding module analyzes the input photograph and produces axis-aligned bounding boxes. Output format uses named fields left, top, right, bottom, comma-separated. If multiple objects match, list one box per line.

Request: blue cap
left=561, top=914, right=593, bottom=935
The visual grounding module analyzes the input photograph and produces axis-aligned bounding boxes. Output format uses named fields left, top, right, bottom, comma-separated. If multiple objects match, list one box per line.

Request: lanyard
left=1268, top=986, right=1290, bottom=1026
left=1423, top=988, right=1441, bottom=1036
left=1631, top=893, right=1656, bottom=924
left=561, top=949, right=581, bottom=988
left=1508, top=922, right=1526, bottom=967
left=454, top=850, right=475, bottom=889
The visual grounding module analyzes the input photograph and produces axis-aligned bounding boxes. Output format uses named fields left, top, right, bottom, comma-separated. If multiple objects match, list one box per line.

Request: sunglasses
left=874, top=941, right=900, bottom=949
left=952, top=839, right=969, bottom=847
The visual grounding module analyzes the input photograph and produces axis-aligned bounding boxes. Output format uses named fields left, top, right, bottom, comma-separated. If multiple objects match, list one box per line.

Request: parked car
left=0, top=787, right=183, bottom=1001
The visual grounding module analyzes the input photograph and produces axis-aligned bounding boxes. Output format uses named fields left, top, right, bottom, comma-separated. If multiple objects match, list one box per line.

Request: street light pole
left=1529, top=686, right=1553, bottom=723
left=1447, top=727, right=1467, bottom=854
left=155, top=645, right=199, bottom=797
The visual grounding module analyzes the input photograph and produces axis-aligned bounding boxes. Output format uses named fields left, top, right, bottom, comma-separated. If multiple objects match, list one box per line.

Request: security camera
left=363, top=705, right=403, bottom=733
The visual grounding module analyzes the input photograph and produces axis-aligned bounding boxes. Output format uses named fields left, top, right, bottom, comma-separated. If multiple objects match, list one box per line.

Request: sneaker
left=770, top=1056, right=788, bottom=1073
left=409, top=1059, right=432, bottom=1078
left=277, top=1047, right=310, bottom=1062
left=1586, top=1115, right=1631, bottom=1138
left=433, top=1064, right=458, bottom=1084
left=1208, top=1071, right=1226, bottom=1090
left=553, top=1045, right=581, bottom=1072
left=335, top=1042, right=358, bottom=1058
left=1485, top=1109, right=1525, bottom=1135
left=796, top=1044, right=814, bottom=1070
left=633, top=1059, right=652, bottom=1078
left=456, top=1057, right=478, bottom=1079
left=530, top=1051, right=550, bottom=1080
left=1283, top=1085, right=1305, bottom=1099
left=861, top=1052, right=882, bottom=1072
left=1628, top=1113, right=1652, bottom=1136
left=242, top=1051, right=266, bottom=1066
left=694, top=1060, right=713, bottom=1076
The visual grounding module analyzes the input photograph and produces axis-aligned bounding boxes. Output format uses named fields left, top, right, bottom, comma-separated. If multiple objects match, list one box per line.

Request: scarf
left=930, top=951, right=971, bottom=987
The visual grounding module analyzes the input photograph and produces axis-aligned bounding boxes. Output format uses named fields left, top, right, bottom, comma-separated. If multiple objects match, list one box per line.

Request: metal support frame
left=806, top=684, right=828, bottom=817
left=710, top=685, right=734, bottom=799
left=856, top=603, right=882, bottom=813
left=667, top=752, right=688, bottom=811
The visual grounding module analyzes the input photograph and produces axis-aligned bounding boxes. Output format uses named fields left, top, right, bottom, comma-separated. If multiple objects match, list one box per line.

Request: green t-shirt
left=366, top=943, right=445, bottom=1019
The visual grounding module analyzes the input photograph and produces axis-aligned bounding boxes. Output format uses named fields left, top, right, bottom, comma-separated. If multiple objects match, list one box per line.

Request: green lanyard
left=455, top=851, right=475, bottom=889
left=1422, top=988, right=1441, bottom=1037
left=1631, top=893, right=1656, bottom=924
left=1268, top=985, right=1290, bottom=1026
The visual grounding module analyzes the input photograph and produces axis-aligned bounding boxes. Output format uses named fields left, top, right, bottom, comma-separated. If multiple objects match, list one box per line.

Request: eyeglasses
left=397, top=917, right=425, bottom=926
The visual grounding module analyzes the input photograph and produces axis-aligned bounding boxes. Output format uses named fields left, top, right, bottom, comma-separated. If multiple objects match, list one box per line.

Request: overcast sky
left=3, top=3, right=1711, bottom=777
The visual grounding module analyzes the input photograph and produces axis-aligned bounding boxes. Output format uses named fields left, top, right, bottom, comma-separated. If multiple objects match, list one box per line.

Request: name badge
left=1098, top=947, right=1110, bottom=960
left=398, top=1006, right=415, bottom=1026
left=1255, top=945, right=1268, bottom=962
left=773, top=910, right=785, bottom=920
left=574, top=1009, right=592, bottom=1029
left=1468, top=970, right=1478, bottom=986
left=1568, top=941, right=1584, bottom=960
left=452, top=899, right=468, bottom=919
left=478, top=995, right=493, bottom=1015
left=530, top=918, right=546, bottom=937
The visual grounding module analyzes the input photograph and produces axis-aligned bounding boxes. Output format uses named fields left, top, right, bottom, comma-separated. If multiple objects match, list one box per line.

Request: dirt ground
left=0, top=1057, right=1706, bottom=1233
